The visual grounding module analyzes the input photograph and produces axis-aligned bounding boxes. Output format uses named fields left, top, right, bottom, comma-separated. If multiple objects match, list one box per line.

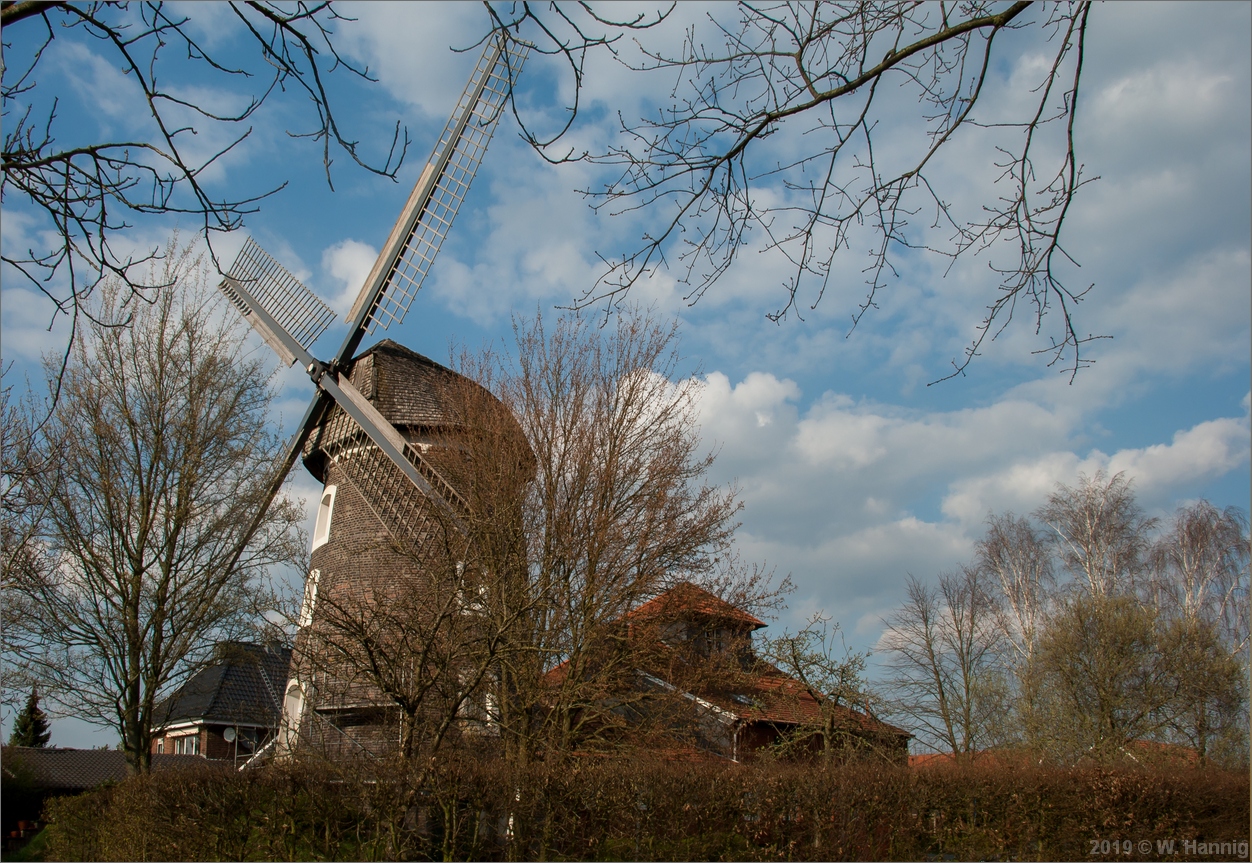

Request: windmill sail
left=221, top=238, right=337, bottom=364
left=307, top=403, right=467, bottom=558
left=215, top=34, right=524, bottom=692
left=217, top=261, right=471, bottom=532
left=211, top=33, right=532, bottom=760
left=218, top=32, right=525, bottom=543
left=347, top=35, right=529, bottom=337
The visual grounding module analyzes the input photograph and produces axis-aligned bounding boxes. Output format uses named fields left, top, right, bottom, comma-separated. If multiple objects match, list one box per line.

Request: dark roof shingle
left=302, top=339, right=527, bottom=484
left=153, top=642, right=290, bottom=728
left=2, top=747, right=205, bottom=791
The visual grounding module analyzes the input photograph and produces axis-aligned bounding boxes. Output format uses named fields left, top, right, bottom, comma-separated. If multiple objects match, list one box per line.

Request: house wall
left=151, top=728, right=207, bottom=757
left=732, top=722, right=910, bottom=764
left=738, top=722, right=783, bottom=758
left=151, top=726, right=276, bottom=761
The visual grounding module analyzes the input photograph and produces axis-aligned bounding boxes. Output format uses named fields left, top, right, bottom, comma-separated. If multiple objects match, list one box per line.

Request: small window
left=156, top=738, right=164, bottom=754
left=311, top=485, right=337, bottom=550
left=298, top=569, right=322, bottom=628
left=284, top=683, right=304, bottom=718
left=283, top=683, right=305, bottom=741
left=458, top=583, right=488, bottom=615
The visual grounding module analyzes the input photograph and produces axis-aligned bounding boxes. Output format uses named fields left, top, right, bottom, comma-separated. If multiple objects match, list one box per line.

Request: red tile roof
left=627, top=582, right=767, bottom=630
left=540, top=583, right=909, bottom=742
left=543, top=658, right=570, bottom=687
left=908, top=752, right=953, bottom=768
left=695, top=662, right=908, bottom=737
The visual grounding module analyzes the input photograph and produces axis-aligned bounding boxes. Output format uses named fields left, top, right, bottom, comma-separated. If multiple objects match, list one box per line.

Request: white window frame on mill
left=278, top=680, right=306, bottom=755
left=311, top=485, right=337, bottom=550
left=298, top=568, right=322, bottom=628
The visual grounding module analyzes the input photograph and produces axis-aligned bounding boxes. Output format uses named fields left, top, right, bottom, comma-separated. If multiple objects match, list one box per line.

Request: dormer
left=627, top=582, right=766, bottom=661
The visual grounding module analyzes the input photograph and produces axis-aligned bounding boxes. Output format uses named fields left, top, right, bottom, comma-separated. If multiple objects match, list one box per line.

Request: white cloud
left=54, top=41, right=143, bottom=129
left=688, top=359, right=1249, bottom=655
left=335, top=4, right=487, bottom=120
left=1107, top=414, right=1251, bottom=493
left=941, top=408, right=1251, bottom=531
left=0, top=287, right=67, bottom=364
left=322, top=239, right=379, bottom=316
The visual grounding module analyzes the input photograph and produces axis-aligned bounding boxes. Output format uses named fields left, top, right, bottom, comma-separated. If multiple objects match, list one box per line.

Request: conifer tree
left=9, top=687, right=51, bottom=748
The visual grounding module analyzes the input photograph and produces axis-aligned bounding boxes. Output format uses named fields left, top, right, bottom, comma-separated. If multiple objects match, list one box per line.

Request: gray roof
left=2, top=746, right=205, bottom=791
left=355, top=340, right=476, bottom=428
left=152, top=642, right=290, bottom=729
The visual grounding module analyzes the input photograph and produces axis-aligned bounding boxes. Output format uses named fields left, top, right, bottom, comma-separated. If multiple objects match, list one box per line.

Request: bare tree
left=1036, top=471, right=1155, bottom=598
left=1, top=1, right=408, bottom=397
left=881, top=567, right=1002, bottom=758
left=1151, top=501, right=1249, bottom=652
left=484, top=308, right=751, bottom=759
left=537, top=1, right=1098, bottom=380
left=976, top=511, right=1053, bottom=749
left=760, top=612, right=888, bottom=760
left=3, top=247, right=304, bottom=771
left=0, top=384, right=49, bottom=639
left=978, top=512, right=1053, bottom=663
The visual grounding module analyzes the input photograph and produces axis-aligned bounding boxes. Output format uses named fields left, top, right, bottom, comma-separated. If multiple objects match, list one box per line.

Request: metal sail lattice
left=363, top=37, right=529, bottom=334
left=224, top=237, right=337, bottom=351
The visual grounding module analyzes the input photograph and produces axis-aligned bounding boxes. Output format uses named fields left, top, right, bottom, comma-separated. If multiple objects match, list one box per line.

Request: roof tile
left=627, top=583, right=767, bottom=630
left=2, top=747, right=206, bottom=791
left=152, top=643, right=290, bottom=728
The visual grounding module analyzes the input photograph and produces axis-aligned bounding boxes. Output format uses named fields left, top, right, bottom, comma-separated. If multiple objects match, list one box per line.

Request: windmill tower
left=216, top=34, right=529, bottom=758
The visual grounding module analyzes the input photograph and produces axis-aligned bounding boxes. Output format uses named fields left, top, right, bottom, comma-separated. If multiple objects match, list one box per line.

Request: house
left=150, top=642, right=290, bottom=763
left=547, top=582, right=910, bottom=763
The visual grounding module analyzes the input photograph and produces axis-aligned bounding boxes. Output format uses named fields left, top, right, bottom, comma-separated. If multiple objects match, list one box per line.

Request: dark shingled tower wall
left=278, top=340, right=513, bottom=759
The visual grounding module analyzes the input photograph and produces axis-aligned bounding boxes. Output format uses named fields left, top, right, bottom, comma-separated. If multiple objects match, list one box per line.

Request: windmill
left=217, top=33, right=527, bottom=757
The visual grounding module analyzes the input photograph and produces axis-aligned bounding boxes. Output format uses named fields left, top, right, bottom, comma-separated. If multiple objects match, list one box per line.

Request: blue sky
left=2, top=2, right=1249, bottom=748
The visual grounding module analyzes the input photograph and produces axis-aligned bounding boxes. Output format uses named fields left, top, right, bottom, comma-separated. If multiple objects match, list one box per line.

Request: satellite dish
left=223, top=728, right=236, bottom=742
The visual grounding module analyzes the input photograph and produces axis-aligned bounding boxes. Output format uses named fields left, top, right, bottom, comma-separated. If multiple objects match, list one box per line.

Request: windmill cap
left=302, top=340, right=527, bottom=481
